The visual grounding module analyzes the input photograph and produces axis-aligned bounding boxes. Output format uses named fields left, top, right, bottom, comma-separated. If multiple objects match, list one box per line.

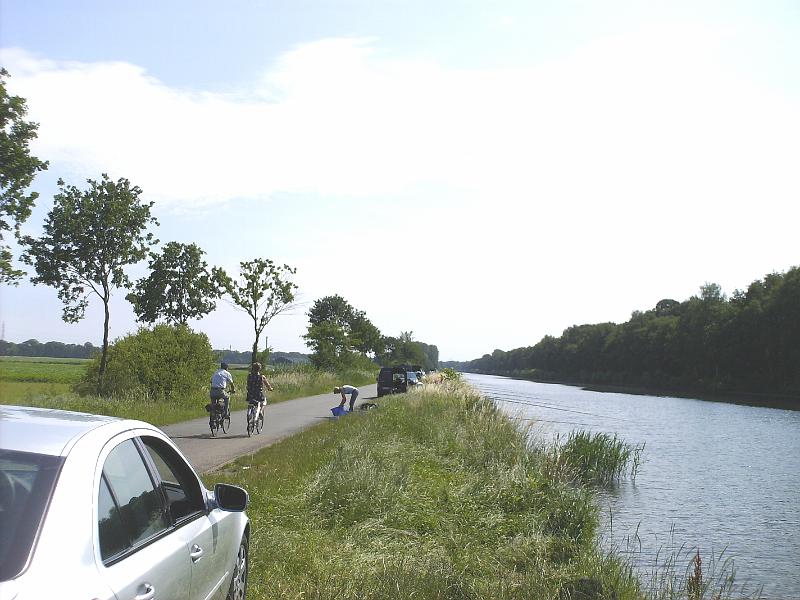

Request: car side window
left=141, top=437, right=205, bottom=523
left=100, top=439, right=167, bottom=558
left=98, top=475, right=128, bottom=561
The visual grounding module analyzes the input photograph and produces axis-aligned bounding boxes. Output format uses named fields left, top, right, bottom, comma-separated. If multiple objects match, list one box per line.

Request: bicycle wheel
left=255, top=410, right=264, bottom=434
left=221, top=413, right=230, bottom=434
left=210, top=416, right=219, bottom=437
left=246, top=406, right=254, bottom=437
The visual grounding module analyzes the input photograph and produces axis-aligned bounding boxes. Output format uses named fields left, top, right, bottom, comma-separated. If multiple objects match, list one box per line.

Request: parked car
left=406, top=371, right=423, bottom=387
left=377, top=366, right=425, bottom=397
left=377, top=366, right=404, bottom=396
left=0, top=405, right=250, bottom=600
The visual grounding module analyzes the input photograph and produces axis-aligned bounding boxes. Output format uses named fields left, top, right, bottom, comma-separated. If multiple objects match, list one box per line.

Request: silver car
left=0, top=405, right=250, bottom=600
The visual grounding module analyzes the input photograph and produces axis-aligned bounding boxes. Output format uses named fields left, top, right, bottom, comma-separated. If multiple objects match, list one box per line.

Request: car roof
left=0, top=405, right=122, bottom=457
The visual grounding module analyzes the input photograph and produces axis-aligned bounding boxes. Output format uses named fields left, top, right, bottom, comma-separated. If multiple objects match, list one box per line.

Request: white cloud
left=3, top=29, right=798, bottom=215
left=2, top=25, right=799, bottom=359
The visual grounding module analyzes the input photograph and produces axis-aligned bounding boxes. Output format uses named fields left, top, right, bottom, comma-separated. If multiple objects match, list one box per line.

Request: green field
left=0, top=356, right=86, bottom=406
left=0, top=356, right=90, bottom=383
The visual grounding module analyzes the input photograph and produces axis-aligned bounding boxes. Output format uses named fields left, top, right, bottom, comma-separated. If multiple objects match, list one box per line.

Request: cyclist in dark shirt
left=246, top=362, right=273, bottom=410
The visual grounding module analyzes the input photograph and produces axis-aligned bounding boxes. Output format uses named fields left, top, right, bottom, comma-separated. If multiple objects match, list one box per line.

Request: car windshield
left=0, top=450, right=64, bottom=581
left=407, top=372, right=418, bottom=383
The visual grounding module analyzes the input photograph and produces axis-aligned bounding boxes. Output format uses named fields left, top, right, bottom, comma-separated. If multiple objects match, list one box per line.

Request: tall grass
left=0, top=384, right=204, bottom=424
left=554, top=431, right=644, bottom=486
left=230, top=363, right=376, bottom=404
left=636, top=542, right=763, bottom=600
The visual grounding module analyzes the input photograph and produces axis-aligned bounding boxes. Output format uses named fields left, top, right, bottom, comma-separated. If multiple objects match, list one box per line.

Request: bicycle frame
left=246, top=401, right=264, bottom=436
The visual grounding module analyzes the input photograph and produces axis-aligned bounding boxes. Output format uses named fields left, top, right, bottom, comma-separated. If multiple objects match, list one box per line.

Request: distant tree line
left=464, top=267, right=800, bottom=399
left=214, top=349, right=310, bottom=366
left=0, top=337, right=312, bottom=366
left=0, top=338, right=100, bottom=358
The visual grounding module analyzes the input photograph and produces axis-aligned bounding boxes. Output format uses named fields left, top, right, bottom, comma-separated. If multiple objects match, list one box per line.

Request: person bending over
left=335, top=385, right=359, bottom=412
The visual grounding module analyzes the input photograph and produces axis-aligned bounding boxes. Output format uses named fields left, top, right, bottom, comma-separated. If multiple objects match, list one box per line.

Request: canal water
left=464, top=373, right=800, bottom=599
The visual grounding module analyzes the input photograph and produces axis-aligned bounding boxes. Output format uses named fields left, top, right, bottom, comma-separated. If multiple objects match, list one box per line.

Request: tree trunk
left=251, top=331, right=260, bottom=365
left=98, top=292, right=110, bottom=395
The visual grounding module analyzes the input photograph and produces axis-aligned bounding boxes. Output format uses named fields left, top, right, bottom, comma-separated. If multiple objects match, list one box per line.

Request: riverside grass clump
left=556, top=431, right=644, bottom=486
left=213, top=379, right=645, bottom=600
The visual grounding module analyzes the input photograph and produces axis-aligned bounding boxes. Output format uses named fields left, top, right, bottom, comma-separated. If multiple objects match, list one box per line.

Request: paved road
left=163, top=383, right=378, bottom=474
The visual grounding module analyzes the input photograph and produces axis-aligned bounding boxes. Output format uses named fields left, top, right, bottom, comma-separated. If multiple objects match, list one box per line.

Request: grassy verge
left=211, top=378, right=646, bottom=599
left=1, top=358, right=376, bottom=426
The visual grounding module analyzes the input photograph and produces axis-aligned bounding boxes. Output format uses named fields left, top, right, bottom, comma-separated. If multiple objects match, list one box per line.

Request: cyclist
left=210, top=361, right=236, bottom=417
left=334, top=385, right=359, bottom=412
left=247, top=362, right=273, bottom=416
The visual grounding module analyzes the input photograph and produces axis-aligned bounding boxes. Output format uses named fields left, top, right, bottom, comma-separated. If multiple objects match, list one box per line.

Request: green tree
left=215, top=258, right=297, bottom=364
left=379, top=331, right=429, bottom=368
left=303, top=294, right=383, bottom=369
left=0, top=68, right=49, bottom=283
left=127, top=241, right=221, bottom=325
left=22, top=174, right=158, bottom=392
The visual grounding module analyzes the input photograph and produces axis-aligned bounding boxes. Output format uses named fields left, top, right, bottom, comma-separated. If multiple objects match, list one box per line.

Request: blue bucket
left=330, top=406, right=346, bottom=417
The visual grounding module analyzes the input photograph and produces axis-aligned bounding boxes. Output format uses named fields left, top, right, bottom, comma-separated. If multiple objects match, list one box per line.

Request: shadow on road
left=172, top=433, right=253, bottom=440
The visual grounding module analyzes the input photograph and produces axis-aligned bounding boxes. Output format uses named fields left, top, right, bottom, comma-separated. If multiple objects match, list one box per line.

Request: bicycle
left=209, top=393, right=232, bottom=436
left=246, top=400, right=264, bottom=437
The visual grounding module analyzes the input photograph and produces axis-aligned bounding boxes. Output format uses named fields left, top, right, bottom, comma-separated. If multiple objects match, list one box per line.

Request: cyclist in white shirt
left=210, top=362, right=236, bottom=416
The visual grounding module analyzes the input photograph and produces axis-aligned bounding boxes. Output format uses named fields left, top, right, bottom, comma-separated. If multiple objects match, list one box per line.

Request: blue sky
left=1, top=1, right=799, bottom=360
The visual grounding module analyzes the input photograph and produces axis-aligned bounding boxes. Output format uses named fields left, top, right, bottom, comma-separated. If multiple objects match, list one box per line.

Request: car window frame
left=137, top=435, right=208, bottom=527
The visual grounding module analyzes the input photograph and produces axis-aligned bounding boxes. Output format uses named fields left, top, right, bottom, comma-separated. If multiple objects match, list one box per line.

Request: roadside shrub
left=77, top=324, right=215, bottom=402
left=439, top=367, right=461, bottom=381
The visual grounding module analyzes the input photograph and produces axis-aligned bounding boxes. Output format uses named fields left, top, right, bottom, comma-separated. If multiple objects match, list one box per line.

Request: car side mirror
left=214, top=483, right=249, bottom=511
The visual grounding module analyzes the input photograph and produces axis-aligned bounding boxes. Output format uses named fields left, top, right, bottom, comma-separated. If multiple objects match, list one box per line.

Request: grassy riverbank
left=211, top=379, right=649, bottom=599
left=0, top=356, right=376, bottom=425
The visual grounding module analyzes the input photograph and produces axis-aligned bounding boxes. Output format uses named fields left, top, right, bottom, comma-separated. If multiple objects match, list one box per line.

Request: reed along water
left=464, top=373, right=800, bottom=599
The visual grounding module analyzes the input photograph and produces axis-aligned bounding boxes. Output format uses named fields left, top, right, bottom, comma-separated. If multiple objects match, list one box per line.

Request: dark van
left=377, top=366, right=411, bottom=397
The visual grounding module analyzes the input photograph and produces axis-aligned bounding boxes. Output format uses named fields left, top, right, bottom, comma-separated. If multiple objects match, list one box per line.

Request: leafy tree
left=22, top=174, right=158, bottom=392
left=77, top=324, right=215, bottom=401
left=0, top=68, right=49, bottom=283
left=418, top=341, right=440, bottom=370
left=379, top=331, right=430, bottom=369
left=215, top=258, right=297, bottom=364
left=127, top=241, right=221, bottom=325
left=303, top=294, right=383, bottom=369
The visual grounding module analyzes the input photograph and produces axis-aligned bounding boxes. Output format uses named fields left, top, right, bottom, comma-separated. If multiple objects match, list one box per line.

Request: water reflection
left=465, top=373, right=800, bottom=599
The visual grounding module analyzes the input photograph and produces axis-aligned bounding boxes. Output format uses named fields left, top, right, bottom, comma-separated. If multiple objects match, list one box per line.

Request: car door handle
left=134, top=582, right=155, bottom=600
left=190, top=544, right=204, bottom=562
